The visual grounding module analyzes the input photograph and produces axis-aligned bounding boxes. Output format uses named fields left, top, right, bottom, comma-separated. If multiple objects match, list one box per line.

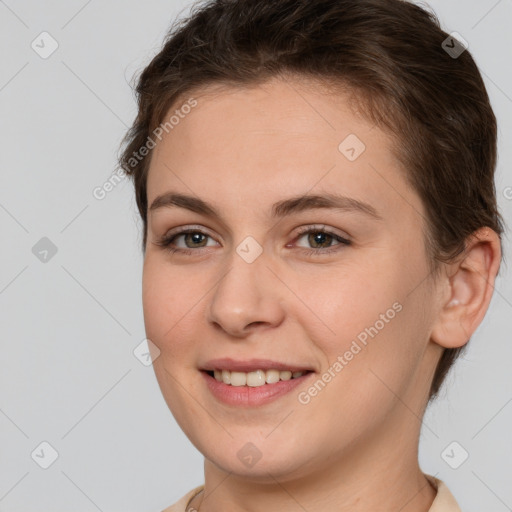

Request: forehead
left=146, top=77, right=424, bottom=226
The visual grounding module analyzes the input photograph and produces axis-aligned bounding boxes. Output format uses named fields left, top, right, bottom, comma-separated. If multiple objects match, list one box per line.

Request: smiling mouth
left=203, top=369, right=314, bottom=387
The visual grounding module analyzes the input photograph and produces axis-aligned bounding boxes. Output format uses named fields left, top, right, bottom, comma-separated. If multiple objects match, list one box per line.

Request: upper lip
left=201, top=358, right=314, bottom=373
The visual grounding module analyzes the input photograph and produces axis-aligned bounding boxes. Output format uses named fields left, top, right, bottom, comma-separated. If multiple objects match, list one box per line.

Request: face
left=142, top=76, right=443, bottom=482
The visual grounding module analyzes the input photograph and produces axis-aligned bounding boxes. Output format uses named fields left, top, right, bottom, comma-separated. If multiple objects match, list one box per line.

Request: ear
left=430, top=227, right=502, bottom=349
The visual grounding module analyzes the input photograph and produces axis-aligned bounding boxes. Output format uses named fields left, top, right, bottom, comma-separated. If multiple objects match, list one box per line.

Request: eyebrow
left=149, top=191, right=383, bottom=221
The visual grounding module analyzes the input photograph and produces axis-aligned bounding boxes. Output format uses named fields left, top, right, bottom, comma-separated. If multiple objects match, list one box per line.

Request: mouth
left=200, top=367, right=315, bottom=407
left=202, top=368, right=314, bottom=387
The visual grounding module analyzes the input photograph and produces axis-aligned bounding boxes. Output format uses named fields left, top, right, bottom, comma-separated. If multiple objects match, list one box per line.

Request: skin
left=142, top=75, right=501, bottom=511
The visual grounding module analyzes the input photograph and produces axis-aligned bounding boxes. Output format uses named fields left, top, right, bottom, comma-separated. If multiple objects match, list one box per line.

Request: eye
left=154, top=226, right=218, bottom=255
left=154, top=224, right=351, bottom=256
left=292, top=225, right=351, bottom=256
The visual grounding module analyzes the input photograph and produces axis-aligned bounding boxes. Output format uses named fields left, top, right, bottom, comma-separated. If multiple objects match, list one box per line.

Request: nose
left=206, top=247, right=286, bottom=338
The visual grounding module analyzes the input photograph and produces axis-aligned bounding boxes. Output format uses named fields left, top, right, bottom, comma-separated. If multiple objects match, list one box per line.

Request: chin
left=202, top=438, right=321, bottom=483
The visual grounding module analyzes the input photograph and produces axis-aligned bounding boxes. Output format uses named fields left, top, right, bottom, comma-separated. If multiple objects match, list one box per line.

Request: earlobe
left=430, top=227, right=502, bottom=349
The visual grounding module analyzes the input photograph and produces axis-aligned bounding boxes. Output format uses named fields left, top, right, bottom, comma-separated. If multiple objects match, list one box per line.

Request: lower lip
left=201, top=371, right=313, bottom=407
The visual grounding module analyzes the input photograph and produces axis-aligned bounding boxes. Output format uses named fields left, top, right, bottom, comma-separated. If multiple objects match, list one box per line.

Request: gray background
left=0, top=0, right=511, bottom=510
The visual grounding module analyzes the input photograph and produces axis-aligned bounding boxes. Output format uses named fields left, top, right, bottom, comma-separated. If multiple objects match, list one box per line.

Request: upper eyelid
left=164, top=224, right=216, bottom=238
left=294, top=224, right=349, bottom=237
left=163, top=223, right=346, bottom=236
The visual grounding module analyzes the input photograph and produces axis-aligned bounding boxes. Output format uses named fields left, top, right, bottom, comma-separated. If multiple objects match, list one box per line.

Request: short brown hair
left=118, top=0, right=506, bottom=402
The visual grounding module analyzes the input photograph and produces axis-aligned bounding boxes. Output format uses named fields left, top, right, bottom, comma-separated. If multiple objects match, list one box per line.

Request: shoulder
left=160, top=485, right=204, bottom=512
left=425, top=474, right=462, bottom=512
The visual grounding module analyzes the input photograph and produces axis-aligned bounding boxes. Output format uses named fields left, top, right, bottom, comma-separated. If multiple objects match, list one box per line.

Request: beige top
left=161, top=474, right=462, bottom=512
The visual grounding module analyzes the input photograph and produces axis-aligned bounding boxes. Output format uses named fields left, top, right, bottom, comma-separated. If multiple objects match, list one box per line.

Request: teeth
left=279, top=370, right=292, bottom=381
left=211, top=369, right=307, bottom=386
left=247, top=370, right=266, bottom=387
left=230, top=371, right=247, bottom=387
left=221, top=370, right=231, bottom=385
left=266, top=369, right=280, bottom=383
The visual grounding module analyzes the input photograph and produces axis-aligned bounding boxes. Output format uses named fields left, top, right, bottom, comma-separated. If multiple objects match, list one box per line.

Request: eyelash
left=155, top=224, right=351, bottom=257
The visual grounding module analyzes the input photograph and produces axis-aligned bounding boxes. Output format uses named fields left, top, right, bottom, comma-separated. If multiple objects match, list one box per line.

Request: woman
left=118, top=0, right=505, bottom=510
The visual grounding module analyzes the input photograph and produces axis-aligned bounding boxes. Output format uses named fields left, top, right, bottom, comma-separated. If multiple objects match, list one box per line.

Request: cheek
left=295, top=259, right=403, bottom=352
left=299, top=254, right=426, bottom=391
left=142, top=257, right=201, bottom=357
